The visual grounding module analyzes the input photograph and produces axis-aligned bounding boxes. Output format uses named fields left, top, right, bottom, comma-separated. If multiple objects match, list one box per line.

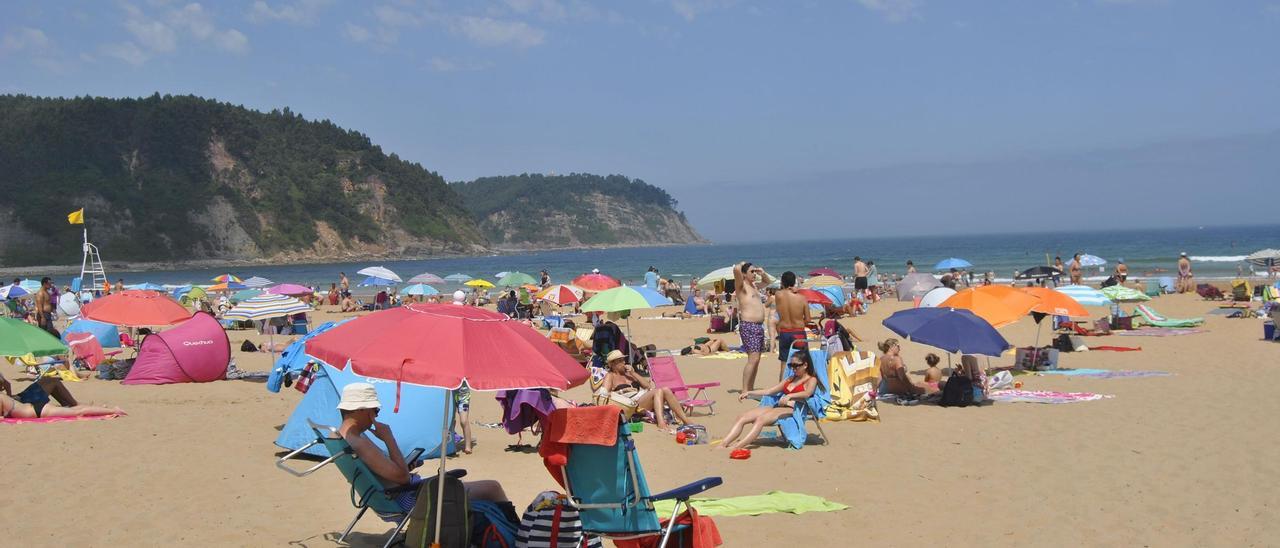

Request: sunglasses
left=788, top=362, right=805, bottom=368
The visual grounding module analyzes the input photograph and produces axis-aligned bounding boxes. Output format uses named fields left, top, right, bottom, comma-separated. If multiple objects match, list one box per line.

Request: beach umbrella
left=1021, top=287, right=1088, bottom=318
left=896, top=273, right=942, bottom=302
left=802, top=275, right=844, bottom=288
left=1016, top=266, right=1062, bottom=280
left=934, top=258, right=973, bottom=270
left=795, top=288, right=834, bottom=306
left=444, top=273, right=473, bottom=283
left=1247, top=249, right=1280, bottom=268
left=208, top=281, right=248, bottom=291
left=359, top=276, right=397, bottom=287
left=399, top=283, right=441, bottom=296
left=224, top=293, right=311, bottom=321
left=918, top=287, right=957, bottom=308
left=535, top=284, right=584, bottom=305
left=939, top=286, right=1039, bottom=328
left=57, top=292, right=81, bottom=317
left=81, top=290, right=192, bottom=327
left=694, top=266, right=734, bottom=289
left=573, top=273, right=621, bottom=292
left=233, top=289, right=264, bottom=302
left=408, top=272, right=447, bottom=285
left=0, top=317, right=69, bottom=357
left=1078, top=254, right=1106, bottom=267
left=1055, top=285, right=1112, bottom=307
left=882, top=307, right=1010, bottom=357
left=495, top=271, right=511, bottom=279
left=304, top=303, right=588, bottom=548
left=1100, top=285, right=1150, bottom=303
left=18, top=279, right=41, bottom=292
left=0, top=285, right=30, bottom=300
left=357, top=266, right=402, bottom=283
left=814, top=286, right=846, bottom=307
left=809, top=268, right=841, bottom=278
left=125, top=282, right=165, bottom=291
left=267, top=283, right=314, bottom=297
left=497, top=272, right=538, bottom=287
left=242, top=276, right=274, bottom=288
left=464, top=279, right=495, bottom=289
left=211, top=274, right=242, bottom=283
left=580, top=286, right=668, bottom=313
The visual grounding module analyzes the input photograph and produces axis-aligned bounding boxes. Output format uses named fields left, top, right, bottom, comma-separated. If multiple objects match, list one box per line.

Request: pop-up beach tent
left=274, top=359, right=454, bottom=458
left=122, top=312, right=229, bottom=385
left=62, top=318, right=121, bottom=348
left=266, top=319, right=347, bottom=393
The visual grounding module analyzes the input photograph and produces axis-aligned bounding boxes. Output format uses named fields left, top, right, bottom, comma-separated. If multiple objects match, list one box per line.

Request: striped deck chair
left=1133, top=304, right=1203, bottom=328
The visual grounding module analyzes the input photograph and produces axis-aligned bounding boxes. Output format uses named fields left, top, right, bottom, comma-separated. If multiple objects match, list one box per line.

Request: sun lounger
left=539, top=407, right=722, bottom=547
left=759, top=340, right=830, bottom=448
left=647, top=351, right=719, bottom=415
left=275, top=420, right=427, bottom=548
left=1133, top=304, right=1203, bottom=328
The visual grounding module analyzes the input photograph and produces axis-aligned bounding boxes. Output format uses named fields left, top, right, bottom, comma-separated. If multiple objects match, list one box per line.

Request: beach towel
left=988, top=389, right=1113, bottom=404
left=613, top=507, right=722, bottom=548
left=1089, top=346, right=1142, bottom=352
left=697, top=352, right=748, bottom=360
left=651, top=491, right=849, bottom=517
left=540, top=406, right=622, bottom=487
left=495, top=389, right=556, bottom=435
left=1, top=414, right=119, bottom=425
left=1115, top=328, right=1206, bottom=337
left=1034, top=368, right=1171, bottom=379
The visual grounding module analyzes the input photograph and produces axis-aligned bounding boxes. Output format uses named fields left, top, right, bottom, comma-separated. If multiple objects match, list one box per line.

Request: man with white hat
left=1177, top=252, right=1192, bottom=293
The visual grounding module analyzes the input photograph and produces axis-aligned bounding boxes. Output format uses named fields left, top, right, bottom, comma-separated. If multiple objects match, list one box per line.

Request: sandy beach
left=5, top=290, right=1279, bottom=547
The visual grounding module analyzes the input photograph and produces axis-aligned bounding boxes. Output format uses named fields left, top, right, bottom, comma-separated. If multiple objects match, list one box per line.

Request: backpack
left=516, top=491, right=602, bottom=548
left=938, top=374, right=974, bottom=407
left=472, top=500, right=520, bottom=548
left=405, top=474, right=470, bottom=548
left=708, top=315, right=730, bottom=333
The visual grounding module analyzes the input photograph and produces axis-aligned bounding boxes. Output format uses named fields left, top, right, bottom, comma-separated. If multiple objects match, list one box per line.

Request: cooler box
left=1016, top=347, right=1059, bottom=370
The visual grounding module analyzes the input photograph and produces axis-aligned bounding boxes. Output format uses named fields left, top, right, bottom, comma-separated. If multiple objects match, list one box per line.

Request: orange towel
left=539, top=406, right=621, bottom=487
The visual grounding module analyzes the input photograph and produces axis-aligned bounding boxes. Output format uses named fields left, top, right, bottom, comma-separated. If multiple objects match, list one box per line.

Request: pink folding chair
left=647, top=351, right=720, bottom=415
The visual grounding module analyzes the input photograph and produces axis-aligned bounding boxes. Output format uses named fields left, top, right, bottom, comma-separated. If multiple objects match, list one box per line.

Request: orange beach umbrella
left=80, top=290, right=193, bottom=327
left=938, top=286, right=1038, bottom=328
left=1020, top=287, right=1088, bottom=318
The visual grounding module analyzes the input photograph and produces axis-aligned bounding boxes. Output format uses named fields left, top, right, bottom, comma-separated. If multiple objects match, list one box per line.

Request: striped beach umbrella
left=223, top=294, right=310, bottom=321
left=212, top=274, right=242, bottom=283
left=1100, top=285, right=1150, bottom=303
left=1055, top=285, right=1112, bottom=307
left=242, top=276, right=274, bottom=288
left=803, top=275, right=843, bottom=288
left=535, top=284, right=584, bottom=305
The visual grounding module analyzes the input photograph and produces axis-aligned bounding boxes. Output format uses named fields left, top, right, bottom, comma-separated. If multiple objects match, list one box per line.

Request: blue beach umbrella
left=1078, top=254, right=1106, bottom=267
left=882, top=307, right=1010, bottom=357
left=629, top=285, right=674, bottom=307
left=934, top=258, right=973, bottom=270
left=444, top=273, right=472, bottom=283
left=126, top=282, right=165, bottom=291
left=399, top=283, right=441, bottom=296
left=0, top=285, right=30, bottom=300
left=359, top=276, right=397, bottom=287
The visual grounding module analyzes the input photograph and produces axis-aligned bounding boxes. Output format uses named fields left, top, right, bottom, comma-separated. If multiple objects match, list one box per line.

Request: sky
left=2, top=1, right=1279, bottom=241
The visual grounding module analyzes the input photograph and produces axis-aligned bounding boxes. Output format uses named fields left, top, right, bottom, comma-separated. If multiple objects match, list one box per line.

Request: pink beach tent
left=122, top=312, right=230, bottom=385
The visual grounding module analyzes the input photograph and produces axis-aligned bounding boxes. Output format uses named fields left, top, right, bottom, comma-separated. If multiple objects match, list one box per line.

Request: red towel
left=539, top=406, right=621, bottom=487
left=1091, top=346, right=1142, bottom=352
left=613, top=507, right=723, bottom=548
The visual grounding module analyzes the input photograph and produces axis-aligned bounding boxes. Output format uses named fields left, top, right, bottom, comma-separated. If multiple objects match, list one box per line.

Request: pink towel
left=2, top=414, right=119, bottom=425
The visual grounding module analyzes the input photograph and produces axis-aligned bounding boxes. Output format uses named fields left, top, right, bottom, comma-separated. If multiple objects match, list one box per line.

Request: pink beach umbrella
left=266, top=283, right=314, bottom=297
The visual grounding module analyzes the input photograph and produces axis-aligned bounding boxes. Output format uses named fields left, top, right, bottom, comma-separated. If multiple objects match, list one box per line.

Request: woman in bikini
left=719, top=348, right=820, bottom=452
left=599, top=350, right=691, bottom=432
left=0, top=373, right=124, bottom=419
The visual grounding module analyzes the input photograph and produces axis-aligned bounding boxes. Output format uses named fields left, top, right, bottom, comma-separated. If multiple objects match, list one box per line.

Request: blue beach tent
left=62, top=318, right=121, bottom=348
left=266, top=320, right=348, bottom=393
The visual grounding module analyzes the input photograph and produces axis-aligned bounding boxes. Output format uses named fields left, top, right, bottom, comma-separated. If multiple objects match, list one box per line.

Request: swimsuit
left=453, top=384, right=472, bottom=412
left=854, top=277, right=868, bottom=290
left=739, top=321, right=765, bottom=353
left=776, top=327, right=806, bottom=362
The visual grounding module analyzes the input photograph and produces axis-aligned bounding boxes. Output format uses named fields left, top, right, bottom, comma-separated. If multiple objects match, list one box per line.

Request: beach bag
left=708, top=315, right=729, bottom=333
left=405, top=474, right=470, bottom=548
left=516, top=491, right=602, bottom=548
left=939, top=374, right=974, bottom=407
left=472, top=500, right=520, bottom=548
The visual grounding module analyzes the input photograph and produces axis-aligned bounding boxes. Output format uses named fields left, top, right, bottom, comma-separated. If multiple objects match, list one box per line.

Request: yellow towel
left=698, top=351, right=748, bottom=360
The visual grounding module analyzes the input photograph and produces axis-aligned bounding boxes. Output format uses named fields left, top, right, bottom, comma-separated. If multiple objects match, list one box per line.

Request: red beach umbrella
left=571, top=273, right=621, bottom=292
left=80, top=290, right=192, bottom=327
left=795, top=288, right=834, bottom=306
left=809, top=267, right=841, bottom=278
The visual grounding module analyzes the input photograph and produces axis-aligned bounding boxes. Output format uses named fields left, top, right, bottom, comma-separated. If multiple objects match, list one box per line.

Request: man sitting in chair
left=335, top=383, right=509, bottom=511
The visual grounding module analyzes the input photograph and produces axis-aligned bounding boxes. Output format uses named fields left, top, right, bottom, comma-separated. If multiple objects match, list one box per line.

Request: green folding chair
left=276, top=420, right=425, bottom=548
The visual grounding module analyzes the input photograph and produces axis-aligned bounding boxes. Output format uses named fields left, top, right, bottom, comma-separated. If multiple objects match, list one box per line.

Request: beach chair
left=759, top=340, right=830, bottom=449
left=682, top=298, right=703, bottom=316
left=541, top=408, right=722, bottom=547
left=646, top=351, right=720, bottom=415
left=275, top=420, right=426, bottom=548
left=1231, top=279, right=1252, bottom=302
left=1133, top=304, right=1204, bottom=328
left=1144, top=279, right=1163, bottom=297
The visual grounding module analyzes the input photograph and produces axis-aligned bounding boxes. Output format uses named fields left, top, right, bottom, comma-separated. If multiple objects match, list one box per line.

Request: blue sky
left=3, top=1, right=1279, bottom=240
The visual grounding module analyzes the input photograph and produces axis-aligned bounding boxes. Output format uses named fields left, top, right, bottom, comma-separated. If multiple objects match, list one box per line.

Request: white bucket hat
left=337, top=382, right=380, bottom=411
left=452, top=290, right=466, bottom=304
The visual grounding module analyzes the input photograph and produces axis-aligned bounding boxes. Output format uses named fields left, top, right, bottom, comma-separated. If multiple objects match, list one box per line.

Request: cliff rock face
left=453, top=174, right=707, bottom=249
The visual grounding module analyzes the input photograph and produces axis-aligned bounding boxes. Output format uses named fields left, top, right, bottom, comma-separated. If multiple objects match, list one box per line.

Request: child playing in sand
left=923, top=353, right=943, bottom=391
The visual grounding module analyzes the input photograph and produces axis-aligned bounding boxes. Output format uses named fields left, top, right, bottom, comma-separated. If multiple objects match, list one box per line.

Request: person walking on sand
left=853, top=257, right=869, bottom=299
left=1069, top=253, right=1083, bottom=285
left=774, top=271, right=811, bottom=380
left=1177, top=252, right=1193, bottom=293
left=734, top=262, right=772, bottom=393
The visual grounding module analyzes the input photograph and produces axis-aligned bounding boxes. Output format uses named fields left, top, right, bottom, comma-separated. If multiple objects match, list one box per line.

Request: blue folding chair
left=549, top=411, right=722, bottom=547
left=759, top=340, right=830, bottom=449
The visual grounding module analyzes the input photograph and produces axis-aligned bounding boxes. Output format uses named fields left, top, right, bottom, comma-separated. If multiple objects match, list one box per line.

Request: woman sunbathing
left=720, top=348, right=820, bottom=452
left=599, top=350, right=691, bottom=432
left=0, top=373, right=124, bottom=419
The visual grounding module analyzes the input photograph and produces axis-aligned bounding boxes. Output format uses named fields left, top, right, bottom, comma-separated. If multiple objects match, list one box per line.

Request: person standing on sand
left=539, top=269, right=550, bottom=288
left=853, top=257, right=869, bottom=299
left=734, top=262, right=772, bottom=392
left=35, top=277, right=57, bottom=337
left=114, top=278, right=124, bottom=293
left=1069, top=253, right=1083, bottom=285
left=1177, top=252, right=1193, bottom=293
left=339, top=272, right=349, bottom=295
left=774, top=271, right=811, bottom=380
left=1114, top=259, right=1128, bottom=285
left=644, top=266, right=659, bottom=292
left=1053, top=256, right=1065, bottom=286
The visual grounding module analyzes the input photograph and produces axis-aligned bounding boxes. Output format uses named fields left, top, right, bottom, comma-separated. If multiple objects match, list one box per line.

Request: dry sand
left=5, top=291, right=1279, bottom=546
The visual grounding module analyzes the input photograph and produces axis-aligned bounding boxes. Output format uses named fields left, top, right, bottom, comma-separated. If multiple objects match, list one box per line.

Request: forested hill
left=0, top=94, right=486, bottom=266
left=451, top=173, right=707, bottom=249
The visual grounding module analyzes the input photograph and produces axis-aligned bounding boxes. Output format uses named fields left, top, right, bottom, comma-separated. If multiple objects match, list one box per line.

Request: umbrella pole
left=433, top=389, right=451, bottom=548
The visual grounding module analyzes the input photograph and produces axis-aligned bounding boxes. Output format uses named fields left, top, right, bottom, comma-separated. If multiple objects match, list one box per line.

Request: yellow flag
left=67, top=208, right=84, bottom=224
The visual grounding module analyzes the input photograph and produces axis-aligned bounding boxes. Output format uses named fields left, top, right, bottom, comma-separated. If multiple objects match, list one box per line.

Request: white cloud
left=248, top=0, right=330, bottom=24
left=124, top=11, right=178, bottom=52
left=101, top=41, right=149, bottom=66
left=856, top=0, right=920, bottom=22
left=213, top=29, right=250, bottom=53
left=343, top=22, right=371, bottom=42
left=373, top=4, right=424, bottom=27
left=453, top=16, right=545, bottom=48
left=670, top=0, right=737, bottom=22
left=0, top=27, right=51, bottom=55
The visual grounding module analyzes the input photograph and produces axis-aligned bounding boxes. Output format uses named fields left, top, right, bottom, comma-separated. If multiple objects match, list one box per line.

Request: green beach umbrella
left=580, top=286, right=662, bottom=313
left=0, top=318, right=69, bottom=357
left=1100, top=285, right=1150, bottom=303
left=497, top=271, right=538, bottom=287
left=233, top=289, right=264, bottom=302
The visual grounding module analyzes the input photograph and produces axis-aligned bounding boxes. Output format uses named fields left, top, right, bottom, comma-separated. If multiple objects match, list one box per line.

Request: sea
left=43, top=224, right=1280, bottom=290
